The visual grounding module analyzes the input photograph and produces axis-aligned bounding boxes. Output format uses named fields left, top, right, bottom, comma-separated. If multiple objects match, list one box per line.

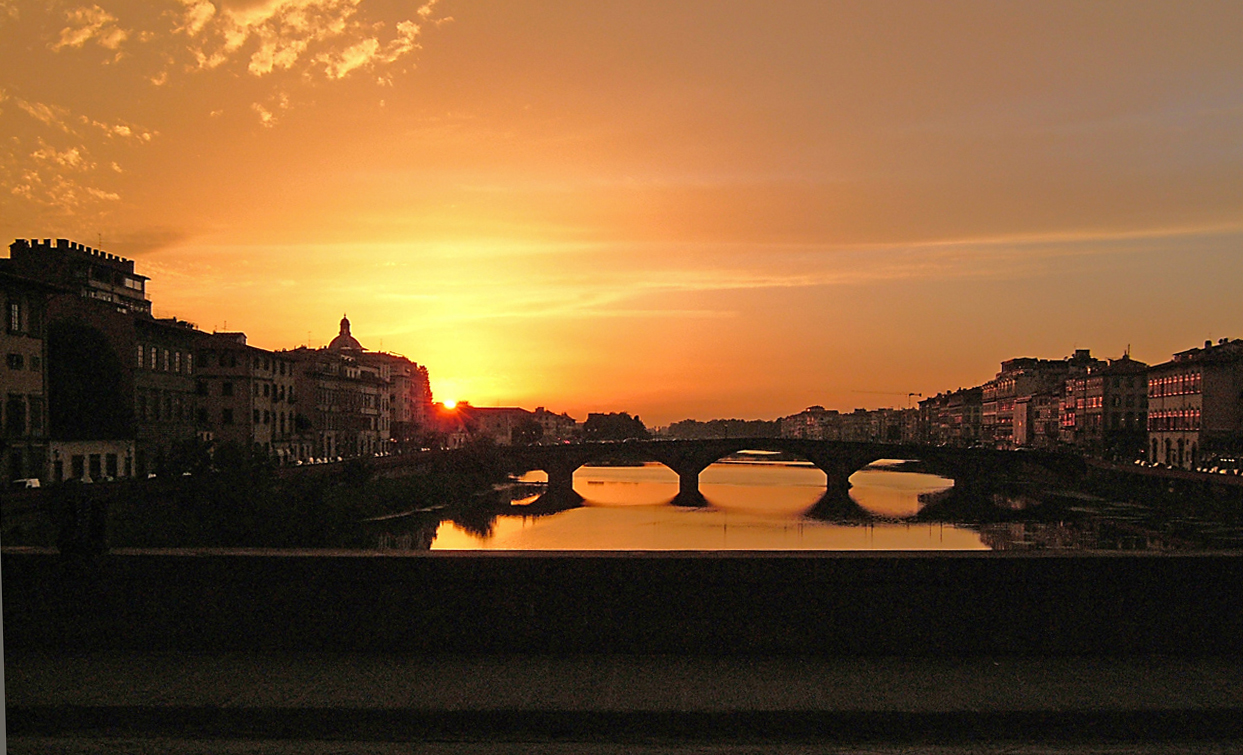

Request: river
left=430, top=459, right=989, bottom=550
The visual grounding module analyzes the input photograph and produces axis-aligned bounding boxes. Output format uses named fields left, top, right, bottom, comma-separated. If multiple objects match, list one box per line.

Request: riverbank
left=0, top=445, right=514, bottom=551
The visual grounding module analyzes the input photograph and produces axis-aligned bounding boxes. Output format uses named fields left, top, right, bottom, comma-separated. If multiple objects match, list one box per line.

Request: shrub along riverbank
left=4, top=442, right=514, bottom=551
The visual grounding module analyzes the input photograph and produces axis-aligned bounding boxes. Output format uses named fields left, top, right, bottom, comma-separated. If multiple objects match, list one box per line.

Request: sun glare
left=442, top=399, right=457, bottom=409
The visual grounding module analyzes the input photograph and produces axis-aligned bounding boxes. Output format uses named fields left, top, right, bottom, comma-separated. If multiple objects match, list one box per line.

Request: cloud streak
left=2, top=92, right=154, bottom=217
left=170, top=0, right=445, bottom=84
left=145, top=223, right=1243, bottom=331
left=52, top=4, right=128, bottom=53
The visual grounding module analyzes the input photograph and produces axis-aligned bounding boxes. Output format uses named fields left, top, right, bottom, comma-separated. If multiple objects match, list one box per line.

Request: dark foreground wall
left=3, top=550, right=1241, bottom=655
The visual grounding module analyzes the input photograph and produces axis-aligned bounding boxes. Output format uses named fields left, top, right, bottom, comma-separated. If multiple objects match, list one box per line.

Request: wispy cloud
left=52, top=4, right=128, bottom=55
left=2, top=94, right=153, bottom=216
left=250, top=92, right=291, bottom=128
left=169, top=0, right=446, bottom=85
left=27, top=1, right=451, bottom=127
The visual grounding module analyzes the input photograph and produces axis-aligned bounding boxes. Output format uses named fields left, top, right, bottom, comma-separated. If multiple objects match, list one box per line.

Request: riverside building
left=6, top=238, right=205, bottom=480
left=1061, top=354, right=1149, bottom=460
left=196, top=332, right=307, bottom=463
left=8, top=238, right=150, bottom=315
left=981, top=350, right=1101, bottom=449
left=0, top=267, right=61, bottom=484
left=284, top=316, right=433, bottom=460
left=1147, top=339, right=1243, bottom=469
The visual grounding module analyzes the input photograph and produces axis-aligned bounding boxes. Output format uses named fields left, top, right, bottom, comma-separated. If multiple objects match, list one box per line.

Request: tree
left=582, top=412, right=649, bottom=441
left=512, top=417, right=544, bottom=446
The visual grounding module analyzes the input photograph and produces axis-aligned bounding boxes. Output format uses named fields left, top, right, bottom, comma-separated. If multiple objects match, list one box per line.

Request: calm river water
left=431, top=459, right=988, bottom=550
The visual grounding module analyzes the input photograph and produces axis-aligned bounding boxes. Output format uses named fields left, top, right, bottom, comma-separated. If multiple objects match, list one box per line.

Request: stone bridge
left=498, top=438, right=1084, bottom=506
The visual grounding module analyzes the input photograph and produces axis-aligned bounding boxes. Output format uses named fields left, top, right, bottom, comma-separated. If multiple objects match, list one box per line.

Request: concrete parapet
left=3, top=549, right=1241, bottom=656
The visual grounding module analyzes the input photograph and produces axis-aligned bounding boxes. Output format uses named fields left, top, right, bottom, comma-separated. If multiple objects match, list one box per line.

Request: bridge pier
left=678, top=471, right=700, bottom=498
left=672, top=470, right=710, bottom=507
left=546, top=463, right=577, bottom=496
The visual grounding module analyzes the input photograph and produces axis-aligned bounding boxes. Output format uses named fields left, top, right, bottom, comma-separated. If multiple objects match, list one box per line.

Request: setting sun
left=442, top=399, right=457, bottom=410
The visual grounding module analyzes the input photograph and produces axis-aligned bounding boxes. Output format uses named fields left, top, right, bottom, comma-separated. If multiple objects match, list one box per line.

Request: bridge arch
left=506, top=439, right=908, bottom=508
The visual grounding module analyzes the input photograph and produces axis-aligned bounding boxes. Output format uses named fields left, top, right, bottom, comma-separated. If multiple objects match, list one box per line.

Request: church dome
left=328, top=315, right=364, bottom=352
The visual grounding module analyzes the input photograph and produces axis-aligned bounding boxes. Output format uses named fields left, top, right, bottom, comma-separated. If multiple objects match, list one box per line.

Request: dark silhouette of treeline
left=582, top=412, right=649, bottom=440
left=659, top=418, right=782, bottom=440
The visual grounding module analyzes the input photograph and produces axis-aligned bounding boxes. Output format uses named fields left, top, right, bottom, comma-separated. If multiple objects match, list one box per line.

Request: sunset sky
left=3, top=1, right=1242, bottom=425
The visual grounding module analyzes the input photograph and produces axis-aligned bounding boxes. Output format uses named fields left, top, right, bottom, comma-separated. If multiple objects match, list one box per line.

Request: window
left=29, top=355, right=40, bottom=371
left=222, top=408, right=234, bottom=425
left=8, top=301, right=20, bottom=334
left=137, top=344, right=145, bottom=368
left=149, top=349, right=157, bottom=370
left=222, top=382, right=233, bottom=397
left=196, top=380, right=208, bottom=396
left=6, top=353, right=23, bottom=370
left=162, top=349, right=169, bottom=371
left=5, top=394, right=25, bottom=436
left=186, top=354, right=193, bottom=374
left=263, top=383, right=270, bottom=398
left=28, top=397, right=43, bottom=434
left=175, top=352, right=182, bottom=372
left=253, top=408, right=261, bottom=424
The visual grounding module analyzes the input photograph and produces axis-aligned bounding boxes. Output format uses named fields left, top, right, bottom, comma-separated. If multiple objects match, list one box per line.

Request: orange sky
left=3, top=1, right=1242, bottom=425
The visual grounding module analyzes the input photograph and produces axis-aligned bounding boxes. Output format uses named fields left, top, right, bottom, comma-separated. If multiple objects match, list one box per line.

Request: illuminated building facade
left=1147, top=339, right=1243, bottom=469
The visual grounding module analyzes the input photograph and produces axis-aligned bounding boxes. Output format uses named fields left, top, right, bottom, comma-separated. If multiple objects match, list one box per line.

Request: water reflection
left=430, top=460, right=987, bottom=551
left=362, top=456, right=1243, bottom=552
left=848, top=460, right=955, bottom=518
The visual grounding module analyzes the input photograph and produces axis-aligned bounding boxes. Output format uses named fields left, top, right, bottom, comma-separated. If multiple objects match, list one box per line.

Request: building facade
left=0, top=268, right=60, bottom=483
left=133, top=316, right=203, bottom=475
left=196, top=332, right=306, bottom=463
left=923, top=387, right=983, bottom=446
left=1147, top=339, right=1243, bottom=469
left=532, top=406, right=579, bottom=442
left=361, top=351, right=433, bottom=451
left=982, top=350, right=1101, bottom=449
left=780, top=406, right=841, bottom=440
left=8, top=238, right=150, bottom=315
left=1060, top=355, right=1149, bottom=460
